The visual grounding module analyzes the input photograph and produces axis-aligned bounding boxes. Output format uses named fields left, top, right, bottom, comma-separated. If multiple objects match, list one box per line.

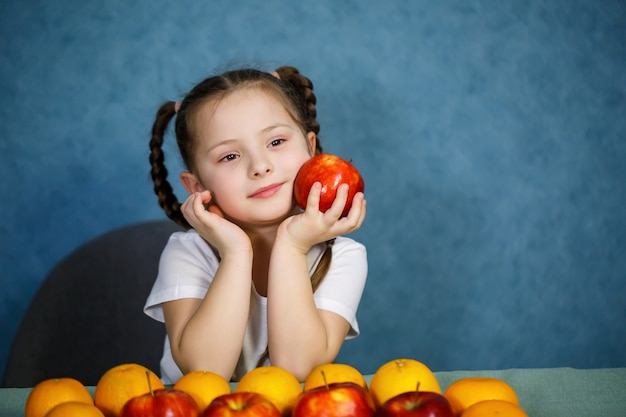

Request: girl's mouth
left=249, top=183, right=284, bottom=198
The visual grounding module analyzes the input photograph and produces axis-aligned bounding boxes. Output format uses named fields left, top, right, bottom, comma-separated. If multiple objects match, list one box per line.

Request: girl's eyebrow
left=261, top=123, right=293, bottom=133
left=207, top=138, right=238, bottom=152
left=207, top=124, right=295, bottom=152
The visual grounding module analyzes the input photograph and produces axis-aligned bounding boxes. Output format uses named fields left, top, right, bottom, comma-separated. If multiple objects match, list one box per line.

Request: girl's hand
left=181, top=191, right=251, bottom=255
left=278, top=182, right=366, bottom=253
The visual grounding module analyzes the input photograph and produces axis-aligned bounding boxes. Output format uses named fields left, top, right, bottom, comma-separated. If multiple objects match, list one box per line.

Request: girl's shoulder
left=162, top=229, right=220, bottom=264
left=333, top=236, right=367, bottom=255
left=166, top=228, right=209, bottom=246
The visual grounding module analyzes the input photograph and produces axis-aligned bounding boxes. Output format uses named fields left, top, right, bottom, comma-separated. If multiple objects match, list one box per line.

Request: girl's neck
left=244, top=224, right=277, bottom=248
left=245, top=226, right=278, bottom=298
left=233, top=207, right=302, bottom=296
left=237, top=205, right=300, bottom=248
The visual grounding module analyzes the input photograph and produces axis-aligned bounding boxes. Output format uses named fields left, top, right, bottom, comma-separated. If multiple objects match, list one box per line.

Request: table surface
left=1, top=367, right=625, bottom=416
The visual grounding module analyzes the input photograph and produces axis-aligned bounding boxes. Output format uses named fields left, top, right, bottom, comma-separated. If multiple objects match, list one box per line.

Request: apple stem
left=414, top=382, right=421, bottom=407
left=146, top=370, right=154, bottom=396
left=321, top=370, right=329, bottom=390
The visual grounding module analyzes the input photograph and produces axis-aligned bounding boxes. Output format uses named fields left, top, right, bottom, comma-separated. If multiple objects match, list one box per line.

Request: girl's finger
left=208, top=204, right=225, bottom=218
left=193, top=192, right=209, bottom=217
left=197, top=190, right=214, bottom=205
left=181, top=193, right=195, bottom=214
left=327, top=183, right=350, bottom=217
left=341, top=192, right=366, bottom=229
left=353, top=194, right=367, bottom=227
left=305, top=182, right=322, bottom=212
left=181, top=194, right=200, bottom=225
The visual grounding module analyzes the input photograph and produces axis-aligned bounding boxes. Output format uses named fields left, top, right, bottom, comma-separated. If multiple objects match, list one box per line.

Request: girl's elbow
left=174, top=353, right=234, bottom=381
left=272, top=353, right=334, bottom=382
left=274, top=360, right=314, bottom=382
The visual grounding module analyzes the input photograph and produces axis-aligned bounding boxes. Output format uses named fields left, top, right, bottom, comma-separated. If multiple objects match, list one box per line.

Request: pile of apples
left=293, top=380, right=453, bottom=417
left=121, top=369, right=454, bottom=417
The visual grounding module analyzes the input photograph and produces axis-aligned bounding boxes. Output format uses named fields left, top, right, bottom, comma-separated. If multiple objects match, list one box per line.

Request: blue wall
left=2, top=1, right=625, bottom=380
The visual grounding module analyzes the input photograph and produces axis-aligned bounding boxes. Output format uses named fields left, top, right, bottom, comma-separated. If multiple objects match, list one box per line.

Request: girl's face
left=184, top=88, right=315, bottom=227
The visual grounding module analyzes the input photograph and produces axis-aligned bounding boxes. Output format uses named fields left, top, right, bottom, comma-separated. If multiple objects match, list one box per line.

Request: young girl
left=144, top=66, right=367, bottom=383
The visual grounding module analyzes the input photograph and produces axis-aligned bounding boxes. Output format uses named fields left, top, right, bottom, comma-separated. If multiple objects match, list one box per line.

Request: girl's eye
left=269, top=138, right=285, bottom=147
left=219, top=153, right=238, bottom=162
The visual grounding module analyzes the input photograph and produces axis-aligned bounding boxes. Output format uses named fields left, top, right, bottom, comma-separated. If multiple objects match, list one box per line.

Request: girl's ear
left=307, top=132, right=317, bottom=155
left=180, top=172, right=205, bottom=194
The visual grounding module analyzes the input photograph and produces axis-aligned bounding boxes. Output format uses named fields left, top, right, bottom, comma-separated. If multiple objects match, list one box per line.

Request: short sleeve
left=313, top=237, right=368, bottom=338
left=143, top=230, right=220, bottom=322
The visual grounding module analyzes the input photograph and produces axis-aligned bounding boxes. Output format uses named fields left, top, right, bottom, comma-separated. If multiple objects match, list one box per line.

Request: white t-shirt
left=144, top=229, right=367, bottom=383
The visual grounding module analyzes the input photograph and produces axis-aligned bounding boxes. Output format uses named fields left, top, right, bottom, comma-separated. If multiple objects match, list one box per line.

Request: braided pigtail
left=149, top=101, right=191, bottom=230
left=310, top=239, right=335, bottom=292
left=275, top=66, right=334, bottom=288
left=274, top=66, right=323, bottom=154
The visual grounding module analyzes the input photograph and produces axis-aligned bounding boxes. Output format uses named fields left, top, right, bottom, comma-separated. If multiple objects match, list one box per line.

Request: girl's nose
left=250, top=155, right=273, bottom=177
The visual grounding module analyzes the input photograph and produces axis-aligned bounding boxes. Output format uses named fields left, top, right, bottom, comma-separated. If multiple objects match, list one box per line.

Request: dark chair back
left=2, top=220, right=182, bottom=387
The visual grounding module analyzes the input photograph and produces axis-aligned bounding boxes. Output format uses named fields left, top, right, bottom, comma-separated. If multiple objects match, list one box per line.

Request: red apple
left=201, top=392, right=281, bottom=417
left=294, top=153, right=364, bottom=217
left=377, top=391, right=454, bottom=417
left=292, top=381, right=375, bottom=417
left=120, top=388, right=200, bottom=417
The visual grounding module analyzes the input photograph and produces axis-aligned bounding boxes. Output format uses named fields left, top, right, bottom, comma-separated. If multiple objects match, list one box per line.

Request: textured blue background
left=2, top=1, right=625, bottom=380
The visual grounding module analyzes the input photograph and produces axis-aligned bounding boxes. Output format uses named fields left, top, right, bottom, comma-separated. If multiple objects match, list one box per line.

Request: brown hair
left=148, top=65, right=334, bottom=300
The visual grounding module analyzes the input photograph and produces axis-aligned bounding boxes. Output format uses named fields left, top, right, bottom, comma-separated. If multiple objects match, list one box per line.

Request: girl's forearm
left=266, top=241, right=335, bottom=380
left=172, top=250, right=253, bottom=379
